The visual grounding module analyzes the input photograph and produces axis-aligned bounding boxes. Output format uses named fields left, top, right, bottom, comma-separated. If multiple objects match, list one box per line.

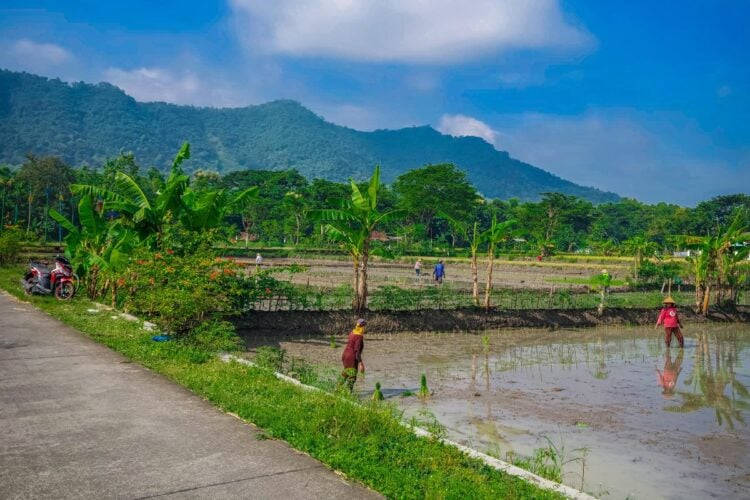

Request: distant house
left=673, top=250, right=692, bottom=258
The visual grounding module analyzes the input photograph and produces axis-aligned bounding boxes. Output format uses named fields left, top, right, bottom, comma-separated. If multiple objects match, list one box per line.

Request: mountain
left=0, top=69, right=618, bottom=202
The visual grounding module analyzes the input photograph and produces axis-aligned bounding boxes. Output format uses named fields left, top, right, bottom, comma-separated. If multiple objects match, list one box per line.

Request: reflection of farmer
left=656, top=296, right=684, bottom=348
left=656, top=348, right=684, bottom=397
left=433, top=260, right=446, bottom=285
left=340, top=318, right=366, bottom=391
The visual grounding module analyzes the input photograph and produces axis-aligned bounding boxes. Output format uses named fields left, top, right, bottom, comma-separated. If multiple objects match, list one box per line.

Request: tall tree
left=393, top=164, right=479, bottom=246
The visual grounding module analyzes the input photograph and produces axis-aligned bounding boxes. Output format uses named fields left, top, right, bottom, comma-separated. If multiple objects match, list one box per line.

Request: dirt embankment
left=233, top=306, right=750, bottom=337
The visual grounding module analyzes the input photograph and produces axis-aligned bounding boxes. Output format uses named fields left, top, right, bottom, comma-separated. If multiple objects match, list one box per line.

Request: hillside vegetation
left=0, top=69, right=617, bottom=202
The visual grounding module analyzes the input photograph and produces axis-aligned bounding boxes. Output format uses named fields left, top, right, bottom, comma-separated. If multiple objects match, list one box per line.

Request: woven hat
left=662, top=296, right=676, bottom=304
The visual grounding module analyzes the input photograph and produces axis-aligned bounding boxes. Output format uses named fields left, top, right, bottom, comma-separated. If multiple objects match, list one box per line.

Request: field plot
left=246, top=256, right=631, bottom=292
left=249, top=325, right=750, bottom=499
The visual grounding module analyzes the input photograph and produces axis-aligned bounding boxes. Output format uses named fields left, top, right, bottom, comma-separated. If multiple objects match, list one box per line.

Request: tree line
left=2, top=152, right=748, bottom=253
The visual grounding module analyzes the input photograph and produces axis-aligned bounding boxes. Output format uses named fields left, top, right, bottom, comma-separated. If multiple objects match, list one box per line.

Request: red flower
left=265, top=288, right=272, bottom=295
left=166, top=249, right=174, bottom=255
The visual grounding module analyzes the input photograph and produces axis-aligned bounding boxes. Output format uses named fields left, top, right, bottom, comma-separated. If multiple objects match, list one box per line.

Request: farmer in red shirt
left=339, top=318, right=366, bottom=391
left=656, top=296, right=684, bottom=348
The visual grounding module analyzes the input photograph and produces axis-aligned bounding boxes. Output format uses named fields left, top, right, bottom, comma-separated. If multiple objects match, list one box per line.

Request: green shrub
left=187, top=320, right=243, bottom=352
left=0, top=227, right=24, bottom=267
left=255, top=346, right=286, bottom=372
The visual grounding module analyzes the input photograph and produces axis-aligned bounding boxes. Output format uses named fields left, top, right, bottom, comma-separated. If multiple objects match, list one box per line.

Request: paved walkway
left=0, top=291, right=381, bottom=499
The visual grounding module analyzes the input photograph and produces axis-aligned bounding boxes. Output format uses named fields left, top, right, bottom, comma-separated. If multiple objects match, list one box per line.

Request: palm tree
left=316, top=166, right=402, bottom=312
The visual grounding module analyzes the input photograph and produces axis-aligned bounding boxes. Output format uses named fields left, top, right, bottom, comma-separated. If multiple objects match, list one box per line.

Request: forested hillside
left=0, top=69, right=618, bottom=202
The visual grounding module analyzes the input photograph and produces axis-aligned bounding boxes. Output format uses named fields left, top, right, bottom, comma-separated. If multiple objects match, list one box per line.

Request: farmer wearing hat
left=340, top=318, right=367, bottom=391
left=656, top=296, right=684, bottom=348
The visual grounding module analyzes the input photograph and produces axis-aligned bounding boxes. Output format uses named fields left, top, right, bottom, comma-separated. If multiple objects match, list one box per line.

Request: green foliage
left=0, top=226, right=24, bottom=266
left=118, top=251, right=249, bottom=335
left=186, top=319, right=243, bottom=352
left=255, top=346, right=286, bottom=372
left=372, top=381, right=384, bottom=401
left=419, top=373, right=430, bottom=398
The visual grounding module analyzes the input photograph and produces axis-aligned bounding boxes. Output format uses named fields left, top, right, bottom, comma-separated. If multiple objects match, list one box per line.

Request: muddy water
left=249, top=325, right=750, bottom=499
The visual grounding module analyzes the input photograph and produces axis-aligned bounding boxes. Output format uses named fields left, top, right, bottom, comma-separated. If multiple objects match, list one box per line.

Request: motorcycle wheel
left=54, top=282, right=75, bottom=300
left=22, top=278, right=33, bottom=296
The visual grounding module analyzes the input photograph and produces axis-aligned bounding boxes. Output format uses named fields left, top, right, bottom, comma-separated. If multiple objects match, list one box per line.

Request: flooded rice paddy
left=250, top=325, right=750, bottom=499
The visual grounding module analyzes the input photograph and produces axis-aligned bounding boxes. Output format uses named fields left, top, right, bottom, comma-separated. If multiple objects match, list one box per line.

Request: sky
left=0, top=0, right=748, bottom=206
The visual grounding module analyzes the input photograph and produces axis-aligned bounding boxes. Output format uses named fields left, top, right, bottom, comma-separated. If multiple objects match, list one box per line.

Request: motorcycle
left=21, top=255, right=77, bottom=300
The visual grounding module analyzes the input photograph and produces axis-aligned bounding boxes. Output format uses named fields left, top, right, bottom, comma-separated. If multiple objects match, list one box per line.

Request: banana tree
left=483, top=217, right=517, bottom=309
left=70, top=142, right=256, bottom=249
left=440, top=214, right=484, bottom=306
left=621, top=234, right=659, bottom=283
left=316, top=166, right=403, bottom=312
left=50, top=196, right=136, bottom=300
left=683, top=209, right=750, bottom=312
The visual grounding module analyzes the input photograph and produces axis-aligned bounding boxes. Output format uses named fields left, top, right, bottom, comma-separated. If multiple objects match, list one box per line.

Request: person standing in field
left=656, top=296, right=684, bottom=348
left=433, top=259, right=446, bottom=285
left=339, top=318, right=366, bottom=392
left=414, top=258, right=422, bottom=277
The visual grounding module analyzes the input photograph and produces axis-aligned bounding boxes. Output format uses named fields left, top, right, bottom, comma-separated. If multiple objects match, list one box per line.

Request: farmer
left=656, top=348, right=684, bottom=397
left=433, top=259, right=446, bottom=285
left=255, top=253, right=263, bottom=265
left=414, top=258, right=422, bottom=277
left=656, top=296, right=684, bottom=348
left=339, top=318, right=366, bottom=392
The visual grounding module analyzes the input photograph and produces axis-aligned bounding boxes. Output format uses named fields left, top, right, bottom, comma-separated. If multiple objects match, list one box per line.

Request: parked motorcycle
left=21, top=255, right=77, bottom=300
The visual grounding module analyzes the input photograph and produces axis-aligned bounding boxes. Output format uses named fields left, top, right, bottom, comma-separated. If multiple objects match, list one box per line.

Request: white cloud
left=229, top=0, right=592, bottom=64
left=0, top=39, right=74, bottom=74
left=104, top=67, right=244, bottom=107
left=490, top=111, right=750, bottom=206
left=437, top=114, right=499, bottom=144
left=12, top=39, right=72, bottom=64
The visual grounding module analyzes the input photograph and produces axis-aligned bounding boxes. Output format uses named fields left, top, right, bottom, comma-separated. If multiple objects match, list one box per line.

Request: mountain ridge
left=0, top=69, right=618, bottom=202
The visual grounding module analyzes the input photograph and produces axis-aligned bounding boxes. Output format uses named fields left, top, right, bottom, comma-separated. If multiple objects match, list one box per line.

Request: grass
left=0, top=265, right=561, bottom=500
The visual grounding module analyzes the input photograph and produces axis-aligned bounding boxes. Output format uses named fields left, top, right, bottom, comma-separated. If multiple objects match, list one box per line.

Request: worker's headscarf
left=353, top=318, right=366, bottom=335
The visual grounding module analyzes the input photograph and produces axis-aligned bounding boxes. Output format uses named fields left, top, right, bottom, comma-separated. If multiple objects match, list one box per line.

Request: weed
left=255, top=346, right=286, bottom=372
left=418, top=373, right=430, bottom=398
left=373, top=381, right=384, bottom=401
left=329, top=334, right=336, bottom=348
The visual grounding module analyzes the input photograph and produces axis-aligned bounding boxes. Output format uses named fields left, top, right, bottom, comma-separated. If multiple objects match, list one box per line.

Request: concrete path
left=0, top=291, right=381, bottom=499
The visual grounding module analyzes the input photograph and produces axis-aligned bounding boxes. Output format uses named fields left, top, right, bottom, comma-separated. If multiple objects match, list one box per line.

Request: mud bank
left=233, top=306, right=750, bottom=337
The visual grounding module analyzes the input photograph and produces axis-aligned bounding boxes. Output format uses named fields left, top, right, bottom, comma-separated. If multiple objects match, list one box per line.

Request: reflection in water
left=666, top=331, right=750, bottom=429
left=656, top=348, right=684, bottom=397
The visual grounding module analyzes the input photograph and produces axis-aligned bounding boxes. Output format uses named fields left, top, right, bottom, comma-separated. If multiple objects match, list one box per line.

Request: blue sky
left=1, top=0, right=748, bottom=206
